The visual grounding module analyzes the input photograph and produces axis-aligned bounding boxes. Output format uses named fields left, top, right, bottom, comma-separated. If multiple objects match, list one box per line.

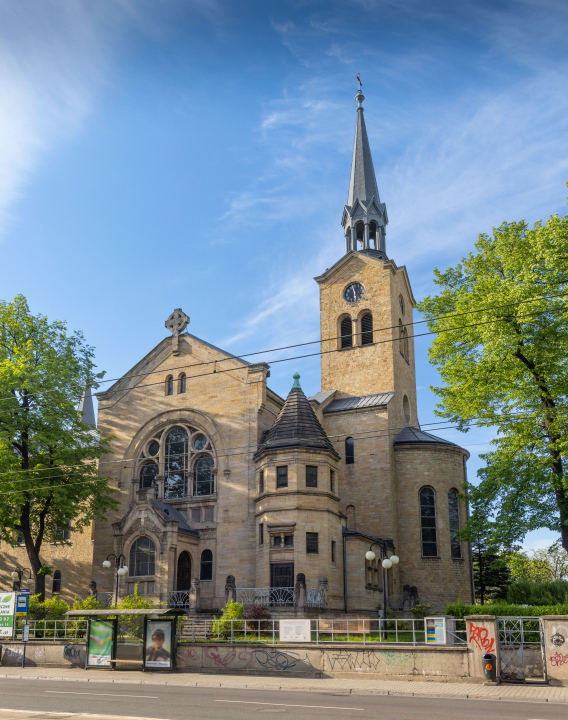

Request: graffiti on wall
left=469, top=623, right=495, bottom=653
left=252, top=649, right=313, bottom=671
left=324, top=650, right=381, bottom=672
left=549, top=652, right=568, bottom=667
left=205, top=646, right=252, bottom=668
left=552, top=632, right=566, bottom=647
left=63, top=645, right=81, bottom=662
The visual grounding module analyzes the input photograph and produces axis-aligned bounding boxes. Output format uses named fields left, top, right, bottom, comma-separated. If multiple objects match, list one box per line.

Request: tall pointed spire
left=341, top=75, right=388, bottom=259
left=78, top=383, right=96, bottom=427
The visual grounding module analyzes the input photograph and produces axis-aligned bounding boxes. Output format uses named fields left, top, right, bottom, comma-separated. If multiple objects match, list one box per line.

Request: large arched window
left=140, top=462, right=158, bottom=497
left=361, top=313, right=373, bottom=345
left=345, top=437, right=354, bottom=465
left=177, top=551, right=192, bottom=591
left=200, top=549, right=213, bottom=581
left=420, top=487, right=437, bottom=557
left=448, top=489, right=462, bottom=558
left=165, top=427, right=189, bottom=498
left=52, top=569, right=62, bottom=594
left=129, top=537, right=156, bottom=576
left=194, top=455, right=214, bottom=496
left=340, top=317, right=353, bottom=349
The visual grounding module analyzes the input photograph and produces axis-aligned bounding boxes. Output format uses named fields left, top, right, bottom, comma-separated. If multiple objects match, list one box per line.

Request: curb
left=0, top=674, right=566, bottom=705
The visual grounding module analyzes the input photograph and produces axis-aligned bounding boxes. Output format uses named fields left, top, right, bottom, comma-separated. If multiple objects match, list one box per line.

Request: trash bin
left=483, top=653, right=497, bottom=681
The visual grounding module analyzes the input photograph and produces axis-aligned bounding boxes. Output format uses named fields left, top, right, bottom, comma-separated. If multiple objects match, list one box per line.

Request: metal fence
left=179, top=617, right=467, bottom=645
left=498, top=616, right=545, bottom=681
left=13, top=619, right=88, bottom=640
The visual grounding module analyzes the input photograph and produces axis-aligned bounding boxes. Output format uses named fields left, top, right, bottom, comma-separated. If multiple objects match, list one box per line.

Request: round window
left=148, top=441, right=160, bottom=456
left=194, top=434, right=207, bottom=451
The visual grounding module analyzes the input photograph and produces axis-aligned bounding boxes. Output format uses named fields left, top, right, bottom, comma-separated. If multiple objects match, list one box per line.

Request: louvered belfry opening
left=361, top=313, right=373, bottom=345
left=340, top=317, right=353, bottom=348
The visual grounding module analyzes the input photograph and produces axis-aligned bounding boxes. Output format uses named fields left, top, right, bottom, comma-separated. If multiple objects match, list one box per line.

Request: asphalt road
left=0, top=678, right=565, bottom=720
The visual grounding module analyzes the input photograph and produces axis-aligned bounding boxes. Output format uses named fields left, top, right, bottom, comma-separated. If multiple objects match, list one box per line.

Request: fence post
left=464, top=614, right=499, bottom=680
left=189, top=578, right=200, bottom=613
left=318, top=577, right=328, bottom=610
left=225, top=575, right=236, bottom=606
left=541, top=615, right=568, bottom=685
left=294, top=574, right=307, bottom=614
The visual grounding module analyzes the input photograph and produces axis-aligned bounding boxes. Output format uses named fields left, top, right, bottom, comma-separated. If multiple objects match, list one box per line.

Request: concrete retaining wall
left=0, top=640, right=468, bottom=681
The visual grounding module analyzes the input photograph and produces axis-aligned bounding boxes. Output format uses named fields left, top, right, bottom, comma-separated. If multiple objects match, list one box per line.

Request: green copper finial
left=292, top=372, right=301, bottom=389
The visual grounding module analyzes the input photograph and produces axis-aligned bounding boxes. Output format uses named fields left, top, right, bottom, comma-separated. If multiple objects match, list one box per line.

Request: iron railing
left=234, top=587, right=295, bottom=607
left=169, top=590, right=191, bottom=608
left=307, top=588, right=325, bottom=608
left=178, top=617, right=464, bottom=644
left=14, top=619, right=88, bottom=640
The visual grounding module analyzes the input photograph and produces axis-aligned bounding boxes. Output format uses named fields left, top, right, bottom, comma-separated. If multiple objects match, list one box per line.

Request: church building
left=2, top=83, right=475, bottom=614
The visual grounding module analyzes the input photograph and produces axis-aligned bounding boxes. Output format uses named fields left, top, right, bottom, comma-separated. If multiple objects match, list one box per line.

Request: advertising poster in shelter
left=144, top=619, right=172, bottom=669
left=0, top=592, right=15, bottom=638
left=87, top=620, right=114, bottom=667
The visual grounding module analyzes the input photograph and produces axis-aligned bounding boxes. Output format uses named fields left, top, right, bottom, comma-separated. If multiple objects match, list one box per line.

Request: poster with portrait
left=144, top=619, right=173, bottom=670
left=86, top=620, right=114, bottom=668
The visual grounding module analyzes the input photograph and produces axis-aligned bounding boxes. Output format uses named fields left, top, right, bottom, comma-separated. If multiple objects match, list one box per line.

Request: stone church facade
left=1, top=84, right=474, bottom=613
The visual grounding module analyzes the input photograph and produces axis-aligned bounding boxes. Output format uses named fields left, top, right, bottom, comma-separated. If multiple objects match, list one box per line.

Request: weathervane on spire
left=355, top=73, right=365, bottom=108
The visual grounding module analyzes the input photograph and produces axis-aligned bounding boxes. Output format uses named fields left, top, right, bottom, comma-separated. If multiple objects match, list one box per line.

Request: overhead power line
left=0, top=290, right=566, bottom=406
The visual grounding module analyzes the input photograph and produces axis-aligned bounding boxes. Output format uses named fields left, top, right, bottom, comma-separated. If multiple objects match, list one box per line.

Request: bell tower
left=315, top=78, right=418, bottom=428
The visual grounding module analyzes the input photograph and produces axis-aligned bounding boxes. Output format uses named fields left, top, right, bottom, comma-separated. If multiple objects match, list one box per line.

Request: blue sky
left=1, top=0, right=568, bottom=551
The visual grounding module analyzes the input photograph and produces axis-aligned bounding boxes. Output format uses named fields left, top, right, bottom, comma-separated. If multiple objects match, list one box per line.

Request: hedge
left=445, top=602, right=568, bottom=619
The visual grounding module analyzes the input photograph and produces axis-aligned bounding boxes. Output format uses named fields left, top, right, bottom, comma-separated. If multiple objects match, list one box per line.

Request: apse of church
left=0, top=80, right=473, bottom=612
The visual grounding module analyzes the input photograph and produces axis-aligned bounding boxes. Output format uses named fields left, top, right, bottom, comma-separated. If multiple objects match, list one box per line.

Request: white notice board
left=279, top=619, right=311, bottom=643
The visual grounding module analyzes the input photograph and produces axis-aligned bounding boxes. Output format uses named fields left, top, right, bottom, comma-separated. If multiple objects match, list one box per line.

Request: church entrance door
left=177, top=551, right=192, bottom=591
left=270, top=563, right=294, bottom=606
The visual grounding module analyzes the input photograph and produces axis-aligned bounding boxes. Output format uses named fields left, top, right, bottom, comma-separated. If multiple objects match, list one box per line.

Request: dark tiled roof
left=323, top=392, right=394, bottom=414
left=151, top=500, right=199, bottom=536
left=393, top=426, right=460, bottom=448
left=255, top=386, right=339, bottom=458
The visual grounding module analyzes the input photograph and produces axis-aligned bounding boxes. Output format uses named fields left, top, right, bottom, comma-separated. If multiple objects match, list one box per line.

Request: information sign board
left=425, top=617, right=446, bottom=644
left=16, top=593, right=29, bottom=615
left=0, top=592, right=15, bottom=638
left=279, top=619, right=311, bottom=643
left=22, top=623, right=30, bottom=642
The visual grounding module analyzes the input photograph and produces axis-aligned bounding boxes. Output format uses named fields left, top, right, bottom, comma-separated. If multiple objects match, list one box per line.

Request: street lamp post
left=10, top=567, right=32, bottom=592
left=365, top=540, right=399, bottom=641
left=102, top=554, right=128, bottom=607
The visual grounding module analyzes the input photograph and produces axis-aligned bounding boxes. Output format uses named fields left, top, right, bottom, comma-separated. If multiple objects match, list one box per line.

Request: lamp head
left=25, top=578, right=32, bottom=585
left=116, top=567, right=127, bottom=576
left=102, top=560, right=111, bottom=569
left=10, top=571, right=19, bottom=580
left=390, top=555, right=399, bottom=565
left=365, top=550, right=376, bottom=561
left=382, top=558, right=393, bottom=570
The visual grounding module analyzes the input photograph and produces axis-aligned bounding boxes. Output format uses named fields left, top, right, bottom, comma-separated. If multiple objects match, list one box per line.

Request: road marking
left=214, top=700, right=364, bottom=710
left=45, top=691, right=158, bottom=699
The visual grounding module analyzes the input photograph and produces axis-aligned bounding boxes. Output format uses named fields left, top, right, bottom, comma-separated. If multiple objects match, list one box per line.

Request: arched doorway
left=177, top=551, right=192, bottom=591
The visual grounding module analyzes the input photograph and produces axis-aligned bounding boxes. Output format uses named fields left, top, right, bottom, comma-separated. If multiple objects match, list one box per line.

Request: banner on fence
left=0, top=592, right=15, bottom=638
left=279, top=619, right=311, bottom=643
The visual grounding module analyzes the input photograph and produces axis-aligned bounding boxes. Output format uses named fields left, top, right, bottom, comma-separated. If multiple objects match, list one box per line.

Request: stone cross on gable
left=165, top=308, right=189, bottom=355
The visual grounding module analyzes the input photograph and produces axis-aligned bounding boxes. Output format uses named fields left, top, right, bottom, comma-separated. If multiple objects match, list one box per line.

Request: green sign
left=0, top=593, right=15, bottom=638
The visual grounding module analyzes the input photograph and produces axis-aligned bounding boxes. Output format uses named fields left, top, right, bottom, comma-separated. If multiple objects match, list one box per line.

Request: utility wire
left=0, top=290, right=566, bottom=406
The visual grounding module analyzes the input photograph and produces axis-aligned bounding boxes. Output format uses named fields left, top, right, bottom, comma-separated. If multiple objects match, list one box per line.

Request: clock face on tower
left=344, top=283, right=365, bottom=303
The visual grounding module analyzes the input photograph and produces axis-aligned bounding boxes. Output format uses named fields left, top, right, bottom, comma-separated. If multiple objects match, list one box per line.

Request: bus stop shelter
left=66, top=608, right=185, bottom=672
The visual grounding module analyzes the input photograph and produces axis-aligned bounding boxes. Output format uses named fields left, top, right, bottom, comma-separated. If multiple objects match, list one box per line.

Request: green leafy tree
left=417, top=194, right=568, bottom=551
left=0, top=295, right=118, bottom=599
left=472, top=537, right=512, bottom=604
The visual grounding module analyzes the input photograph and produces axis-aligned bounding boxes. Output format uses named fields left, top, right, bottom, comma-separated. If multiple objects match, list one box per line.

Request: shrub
left=244, top=604, right=272, bottom=631
left=28, top=594, right=70, bottom=621
left=507, top=580, right=568, bottom=606
left=411, top=603, right=432, bottom=619
left=212, top=601, right=244, bottom=639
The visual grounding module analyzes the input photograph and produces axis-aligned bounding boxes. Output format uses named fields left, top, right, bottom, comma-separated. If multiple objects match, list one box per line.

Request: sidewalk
left=0, top=666, right=567, bottom=704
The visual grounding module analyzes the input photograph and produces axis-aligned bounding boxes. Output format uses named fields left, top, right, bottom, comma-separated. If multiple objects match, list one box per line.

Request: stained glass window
left=420, top=487, right=438, bottom=557
left=140, top=462, right=159, bottom=497
left=193, top=455, right=214, bottom=496
left=164, top=427, right=188, bottom=498
left=448, top=489, right=462, bottom=559
left=129, top=537, right=156, bottom=576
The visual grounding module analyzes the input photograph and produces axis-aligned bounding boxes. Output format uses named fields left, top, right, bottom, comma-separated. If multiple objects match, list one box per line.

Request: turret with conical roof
left=255, top=373, right=339, bottom=458
left=341, top=76, right=388, bottom=259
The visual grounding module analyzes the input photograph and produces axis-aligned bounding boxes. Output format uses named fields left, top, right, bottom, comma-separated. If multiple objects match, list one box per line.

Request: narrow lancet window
left=448, top=489, right=462, bottom=558
left=420, top=487, right=438, bottom=557
left=361, top=313, right=373, bottom=345
left=340, top=317, right=353, bottom=348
